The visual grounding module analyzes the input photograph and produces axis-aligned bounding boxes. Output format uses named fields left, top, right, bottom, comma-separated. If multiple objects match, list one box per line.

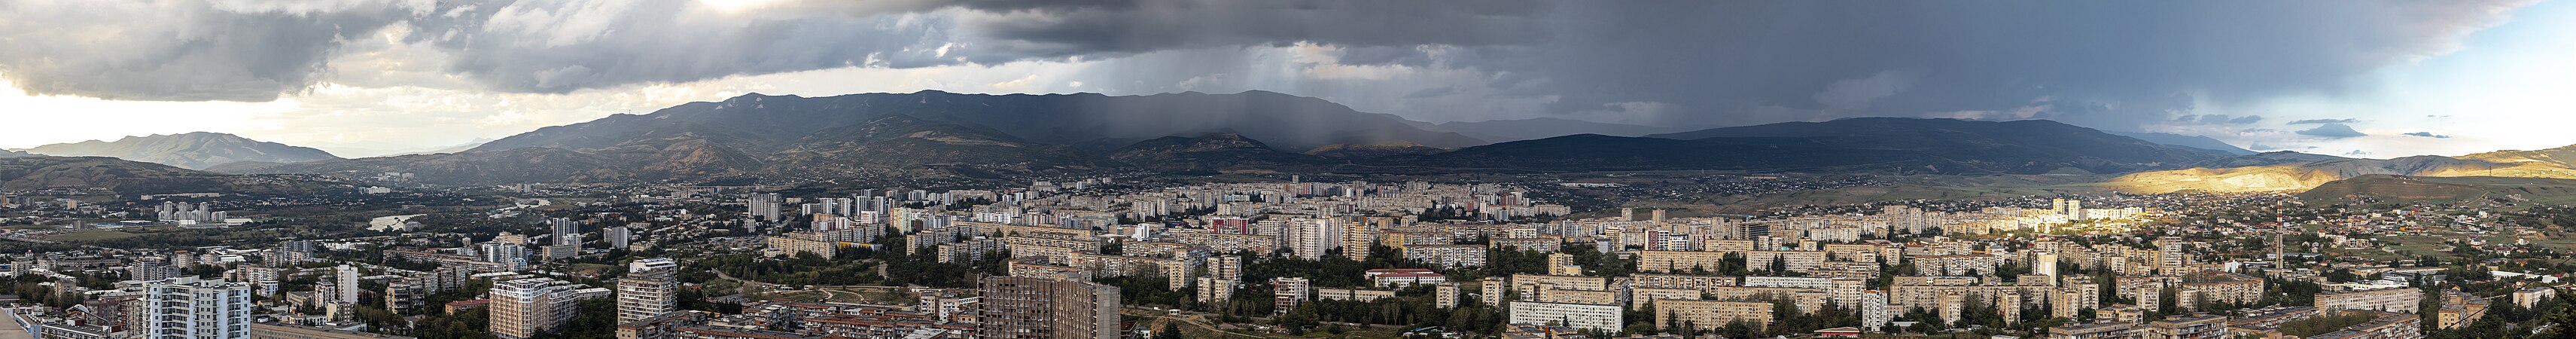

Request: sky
left=0, top=0, right=2568, bottom=158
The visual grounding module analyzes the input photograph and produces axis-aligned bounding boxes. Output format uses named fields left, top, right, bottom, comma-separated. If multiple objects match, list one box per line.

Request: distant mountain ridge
left=1623, top=118, right=2223, bottom=174
left=387, top=139, right=494, bottom=157
left=225, top=93, right=2235, bottom=185
left=1430, top=118, right=1702, bottom=142
left=2107, top=131, right=2256, bottom=155
left=475, top=90, right=1484, bottom=153
left=25, top=132, right=340, bottom=170
left=2107, top=145, right=2576, bottom=194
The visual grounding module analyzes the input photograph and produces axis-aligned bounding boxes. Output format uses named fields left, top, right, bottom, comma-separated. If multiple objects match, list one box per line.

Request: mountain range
left=22, top=132, right=340, bottom=170
left=1425, top=118, right=1704, bottom=142
left=41, top=90, right=2573, bottom=200
left=2106, top=131, right=2257, bottom=155
left=216, top=95, right=2233, bottom=185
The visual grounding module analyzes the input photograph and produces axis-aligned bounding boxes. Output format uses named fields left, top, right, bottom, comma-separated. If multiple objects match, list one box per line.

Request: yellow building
left=1638, top=250, right=1731, bottom=273
left=764, top=236, right=838, bottom=259
left=1546, top=253, right=1582, bottom=276
left=1630, top=287, right=1702, bottom=309
left=1655, top=300, right=1774, bottom=331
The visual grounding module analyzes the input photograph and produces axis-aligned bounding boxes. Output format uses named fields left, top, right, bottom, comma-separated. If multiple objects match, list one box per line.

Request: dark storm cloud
left=0, top=0, right=2532, bottom=133
left=0, top=0, right=1551, bottom=97
left=2296, top=124, right=2368, bottom=138
left=1469, top=1, right=2530, bottom=129
left=2404, top=132, right=2452, bottom=139
left=2288, top=118, right=2362, bottom=124
left=955, top=0, right=1548, bottom=61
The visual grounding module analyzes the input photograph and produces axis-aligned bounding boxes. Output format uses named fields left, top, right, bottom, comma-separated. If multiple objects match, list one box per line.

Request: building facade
left=144, top=276, right=252, bottom=339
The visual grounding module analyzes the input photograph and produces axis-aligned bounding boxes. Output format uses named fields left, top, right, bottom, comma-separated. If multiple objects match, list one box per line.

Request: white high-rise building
left=605, top=225, right=633, bottom=249
left=549, top=218, right=580, bottom=246
left=1282, top=218, right=1341, bottom=260
left=1862, top=290, right=1890, bottom=332
left=145, top=276, right=251, bottom=339
left=335, top=264, right=361, bottom=305
left=617, top=258, right=679, bottom=324
left=481, top=243, right=530, bottom=271
left=2035, top=253, right=2060, bottom=283
left=748, top=194, right=783, bottom=221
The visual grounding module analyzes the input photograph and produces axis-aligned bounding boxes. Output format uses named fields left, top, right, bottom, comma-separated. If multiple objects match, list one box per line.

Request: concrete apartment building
left=143, top=276, right=251, bottom=339
left=1506, top=301, right=1623, bottom=333
left=974, top=276, right=1119, bottom=339
left=2315, top=288, right=2422, bottom=313
left=1274, top=276, right=1311, bottom=313
left=617, top=258, right=681, bottom=325
left=1652, top=299, right=1775, bottom=331
left=489, top=278, right=613, bottom=339
left=2144, top=315, right=2227, bottom=339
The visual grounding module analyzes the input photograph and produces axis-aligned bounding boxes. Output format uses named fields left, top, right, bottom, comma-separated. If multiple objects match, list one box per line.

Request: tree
left=1155, top=322, right=1184, bottom=339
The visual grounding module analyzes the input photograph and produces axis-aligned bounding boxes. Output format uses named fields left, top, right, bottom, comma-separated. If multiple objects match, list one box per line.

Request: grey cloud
left=2403, top=132, right=2451, bottom=139
left=0, top=0, right=2534, bottom=136
left=954, top=0, right=1550, bottom=61
left=398, top=0, right=964, bottom=93
left=2295, top=124, right=2367, bottom=138
left=2288, top=118, right=2361, bottom=124
left=0, top=1, right=420, bottom=101
left=1486, top=1, right=2527, bottom=130
left=2180, top=115, right=2264, bottom=125
left=1403, top=86, right=1459, bottom=99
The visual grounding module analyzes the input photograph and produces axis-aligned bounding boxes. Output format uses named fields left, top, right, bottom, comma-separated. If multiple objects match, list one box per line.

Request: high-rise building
left=1338, top=221, right=1376, bottom=260
left=1435, top=282, right=1460, bottom=308
left=385, top=277, right=425, bottom=313
left=617, top=258, right=679, bottom=325
left=1210, top=255, right=1243, bottom=282
left=975, top=276, right=1119, bottom=339
left=1862, top=290, right=1890, bottom=332
left=481, top=243, right=529, bottom=271
left=748, top=194, right=783, bottom=221
left=1282, top=218, right=1341, bottom=260
left=2036, top=253, right=2060, bottom=284
left=143, top=276, right=251, bottom=339
left=334, top=265, right=360, bottom=307
left=490, top=278, right=612, bottom=339
left=605, top=225, right=634, bottom=249
left=550, top=218, right=581, bottom=246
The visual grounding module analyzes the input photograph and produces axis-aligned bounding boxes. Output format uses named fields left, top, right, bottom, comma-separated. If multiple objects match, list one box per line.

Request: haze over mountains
left=1425, top=118, right=1705, bottom=143
left=19, top=132, right=340, bottom=170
